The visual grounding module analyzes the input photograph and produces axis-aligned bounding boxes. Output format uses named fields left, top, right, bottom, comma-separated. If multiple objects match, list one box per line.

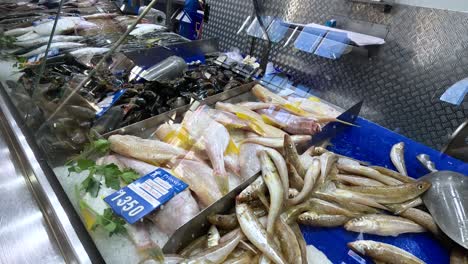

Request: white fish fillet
left=130, top=24, right=166, bottom=36
left=33, top=17, right=96, bottom=36
left=15, top=35, right=84, bottom=48
left=183, top=110, right=230, bottom=194
left=287, top=97, right=342, bottom=118
left=69, top=47, right=110, bottom=58
left=19, top=42, right=85, bottom=57
left=4, top=26, right=33, bottom=36
left=169, top=159, right=222, bottom=208
left=147, top=189, right=199, bottom=236
left=114, top=154, right=158, bottom=175
left=16, top=31, right=40, bottom=42
left=108, top=135, right=191, bottom=164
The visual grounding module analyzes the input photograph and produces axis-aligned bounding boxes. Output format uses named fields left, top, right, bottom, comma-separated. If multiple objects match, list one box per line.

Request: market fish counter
left=53, top=84, right=347, bottom=263
left=53, top=84, right=468, bottom=263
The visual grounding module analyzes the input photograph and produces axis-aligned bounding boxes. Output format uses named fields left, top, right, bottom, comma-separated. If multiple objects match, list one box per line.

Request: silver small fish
left=390, top=142, right=408, bottom=176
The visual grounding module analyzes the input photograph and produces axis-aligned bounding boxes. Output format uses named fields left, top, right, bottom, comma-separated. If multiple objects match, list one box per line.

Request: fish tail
left=282, top=102, right=310, bottom=116
left=214, top=170, right=229, bottom=195
left=139, top=244, right=165, bottom=262
left=225, top=138, right=240, bottom=155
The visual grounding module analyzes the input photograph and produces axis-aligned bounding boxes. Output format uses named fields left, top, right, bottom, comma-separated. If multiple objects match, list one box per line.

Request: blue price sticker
left=104, top=168, right=188, bottom=224
left=95, top=89, right=127, bottom=118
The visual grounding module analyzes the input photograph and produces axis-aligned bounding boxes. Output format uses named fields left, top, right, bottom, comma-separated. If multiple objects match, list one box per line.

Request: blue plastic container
left=301, top=117, right=468, bottom=264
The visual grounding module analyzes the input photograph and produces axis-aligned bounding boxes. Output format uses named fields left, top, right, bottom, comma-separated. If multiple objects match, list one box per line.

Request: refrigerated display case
left=0, top=0, right=467, bottom=264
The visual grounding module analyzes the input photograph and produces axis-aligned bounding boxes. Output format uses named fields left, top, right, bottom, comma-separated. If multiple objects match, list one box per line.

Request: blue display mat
left=300, top=117, right=468, bottom=264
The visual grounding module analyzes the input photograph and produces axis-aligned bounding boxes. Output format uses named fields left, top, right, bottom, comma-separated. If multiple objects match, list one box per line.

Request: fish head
left=283, top=134, right=295, bottom=151
left=394, top=142, right=405, bottom=151
left=347, top=241, right=367, bottom=255
left=415, top=181, right=431, bottom=193
left=344, top=217, right=372, bottom=230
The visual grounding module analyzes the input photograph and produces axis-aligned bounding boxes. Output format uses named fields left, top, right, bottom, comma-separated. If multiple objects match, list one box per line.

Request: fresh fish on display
left=287, top=162, right=304, bottom=190
left=126, top=222, right=163, bottom=257
left=114, top=154, right=158, bottom=175
left=238, top=102, right=280, bottom=110
left=236, top=203, right=287, bottom=264
left=83, top=13, right=119, bottom=20
left=215, top=102, right=287, bottom=137
left=288, top=158, right=320, bottom=205
left=390, top=142, right=409, bottom=176
left=147, top=189, right=200, bottom=236
left=168, top=159, right=223, bottom=208
left=108, top=135, right=192, bottom=164
left=256, top=109, right=322, bottom=135
left=186, top=230, right=241, bottom=263
left=69, top=47, right=110, bottom=58
left=14, top=35, right=84, bottom=48
left=348, top=240, right=425, bottom=264
left=275, top=218, right=302, bottom=264
left=258, top=151, right=284, bottom=234
left=204, top=109, right=250, bottom=130
left=33, top=17, right=97, bottom=36
left=286, top=96, right=342, bottom=119
left=298, top=211, right=350, bottom=227
left=182, top=109, right=230, bottom=194
left=318, top=152, right=337, bottom=187
left=344, top=214, right=426, bottom=236
left=129, top=24, right=166, bottom=37
left=207, top=214, right=239, bottom=230
left=337, top=180, right=431, bottom=204
left=15, top=31, right=41, bottom=42
left=4, top=26, right=34, bottom=36
left=392, top=207, right=441, bottom=237
left=19, top=42, right=85, bottom=57
left=337, top=163, right=403, bottom=185
left=370, top=165, right=415, bottom=183
left=284, top=134, right=307, bottom=177
left=240, top=135, right=311, bottom=149
left=333, top=174, right=385, bottom=187
left=207, top=225, right=221, bottom=248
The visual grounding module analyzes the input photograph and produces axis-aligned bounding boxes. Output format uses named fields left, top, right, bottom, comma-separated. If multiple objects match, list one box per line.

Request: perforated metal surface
left=202, top=0, right=468, bottom=149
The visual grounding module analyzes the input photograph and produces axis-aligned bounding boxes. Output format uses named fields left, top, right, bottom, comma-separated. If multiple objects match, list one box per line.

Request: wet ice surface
left=0, top=60, right=23, bottom=84
left=306, top=244, right=332, bottom=264
left=54, top=166, right=169, bottom=264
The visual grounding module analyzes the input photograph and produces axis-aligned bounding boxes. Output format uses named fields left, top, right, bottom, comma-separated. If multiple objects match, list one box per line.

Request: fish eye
left=418, top=184, right=424, bottom=189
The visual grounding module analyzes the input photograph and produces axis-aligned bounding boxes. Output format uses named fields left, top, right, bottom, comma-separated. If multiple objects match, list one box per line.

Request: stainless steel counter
left=0, top=116, right=64, bottom=264
left=0, top=82, right=104, bottom=264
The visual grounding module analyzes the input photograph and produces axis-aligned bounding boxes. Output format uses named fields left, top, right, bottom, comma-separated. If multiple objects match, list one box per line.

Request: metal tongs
left=163, top=100, right=363, bottom=253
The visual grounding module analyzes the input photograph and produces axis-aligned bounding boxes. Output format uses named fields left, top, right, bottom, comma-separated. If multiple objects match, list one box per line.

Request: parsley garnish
left=67, top=139, right=111, bottom=165
left=92, top=208, right=127, bottom=236
left=69, top=159, right=140, bottom=197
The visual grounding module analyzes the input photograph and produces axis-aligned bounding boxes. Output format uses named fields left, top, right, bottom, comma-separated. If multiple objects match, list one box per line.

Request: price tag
left=104, top=168, right=188, bottom=224
left=95, top=89, right=127, bottom=118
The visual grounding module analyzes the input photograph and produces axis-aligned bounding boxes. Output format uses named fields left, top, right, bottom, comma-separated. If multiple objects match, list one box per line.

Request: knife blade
left=162, top=173, right=260, bottom=254
left=308, top=100, right=363, bottom=147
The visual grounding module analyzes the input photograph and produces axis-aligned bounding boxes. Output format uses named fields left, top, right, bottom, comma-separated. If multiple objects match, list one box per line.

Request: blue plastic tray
left=300, top=117, right=468, bottom=264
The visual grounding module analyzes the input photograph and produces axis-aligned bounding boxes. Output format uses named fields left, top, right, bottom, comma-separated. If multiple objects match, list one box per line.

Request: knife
left=162, top=173, right=260, bottom=254
left=162, top=100, right=363, bottom=254
left=308, top=100, right=363, bottom=147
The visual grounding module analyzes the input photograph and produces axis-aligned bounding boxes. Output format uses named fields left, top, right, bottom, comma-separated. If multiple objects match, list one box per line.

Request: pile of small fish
left=151, top=142, right=436, bottom=264
left=1, top=12, right=168, bottom=65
